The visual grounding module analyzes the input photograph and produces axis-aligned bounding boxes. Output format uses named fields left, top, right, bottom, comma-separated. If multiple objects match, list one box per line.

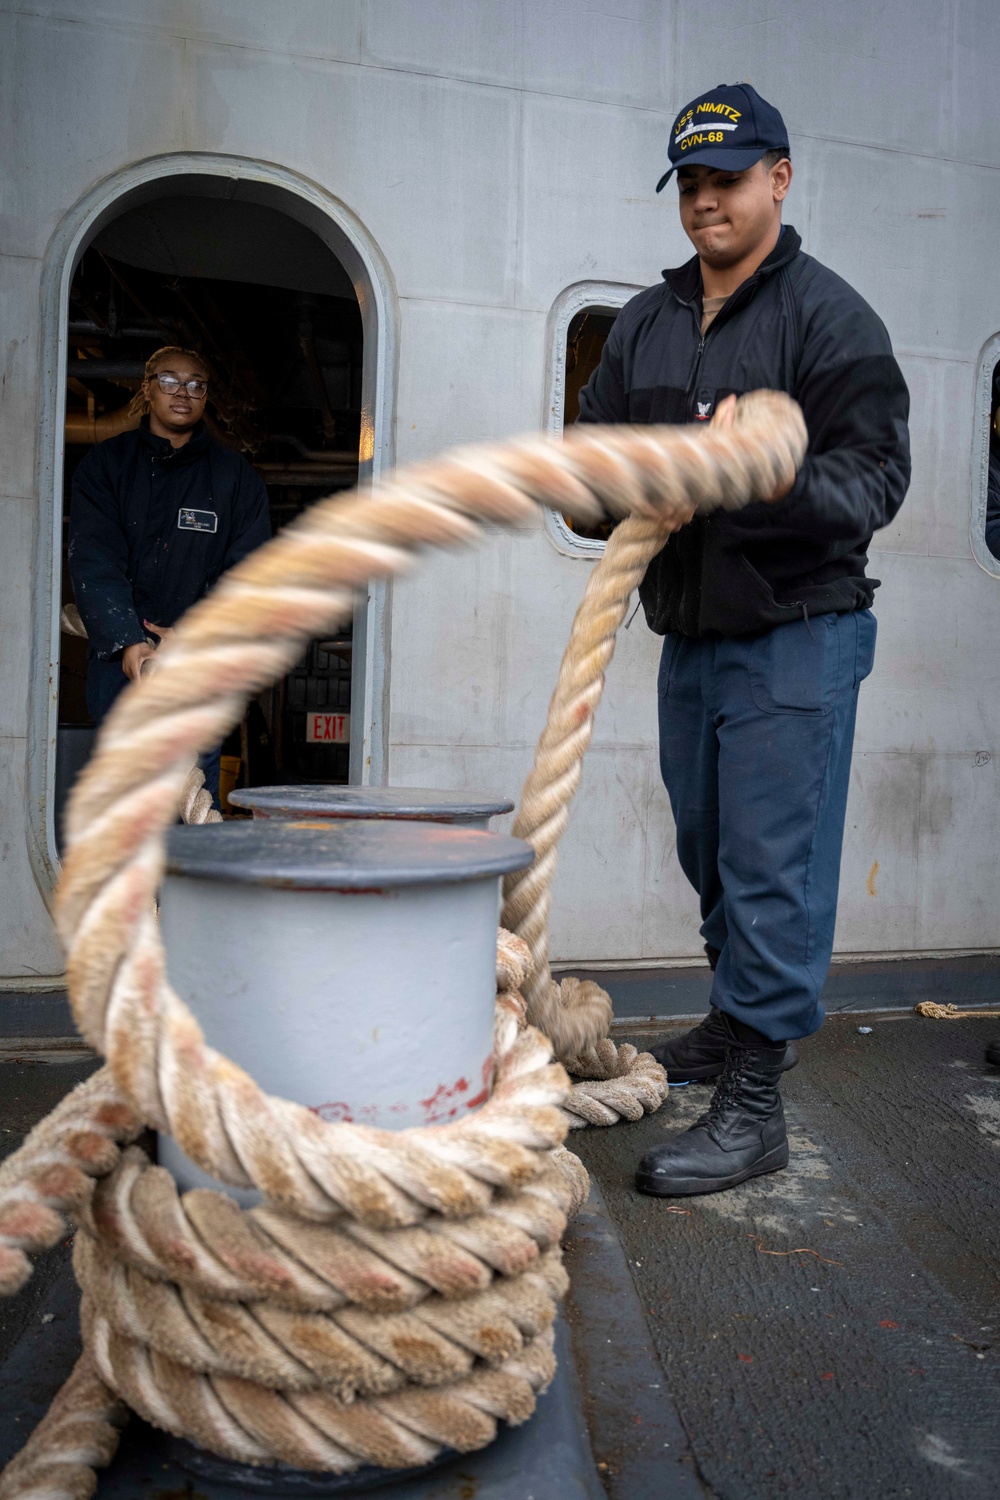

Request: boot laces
left=704, top=1044, right=753, bottom=1121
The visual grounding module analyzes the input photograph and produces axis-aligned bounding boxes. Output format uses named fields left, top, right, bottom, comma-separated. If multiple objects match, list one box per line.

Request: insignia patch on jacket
left=696, top=400, right=713, bottom=420
left=177, top=507, right=218, bottom=534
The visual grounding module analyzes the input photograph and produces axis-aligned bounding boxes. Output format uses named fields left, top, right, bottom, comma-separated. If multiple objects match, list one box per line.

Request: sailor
left=68, top=346, right=271, bottom=800
left=579, top=84, right=911, bottom=1196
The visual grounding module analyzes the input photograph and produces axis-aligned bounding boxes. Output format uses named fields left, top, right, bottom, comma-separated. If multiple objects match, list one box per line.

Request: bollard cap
left=229, top=784, right=514, bottom=822
left=166, top=818, right=533, bottom=889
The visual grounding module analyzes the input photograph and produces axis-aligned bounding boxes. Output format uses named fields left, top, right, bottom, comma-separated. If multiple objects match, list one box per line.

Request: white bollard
left=229, top=784, right=514, bottom=830
left=158, top=818, right=532, bottom=1203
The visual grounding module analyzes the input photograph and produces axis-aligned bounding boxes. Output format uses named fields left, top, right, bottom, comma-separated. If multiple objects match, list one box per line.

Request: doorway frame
left=27, top=151, right=399, bottom=902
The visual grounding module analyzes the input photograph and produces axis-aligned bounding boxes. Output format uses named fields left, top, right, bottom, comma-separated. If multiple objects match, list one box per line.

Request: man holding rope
left=579, top=84, right=910, bottom=1196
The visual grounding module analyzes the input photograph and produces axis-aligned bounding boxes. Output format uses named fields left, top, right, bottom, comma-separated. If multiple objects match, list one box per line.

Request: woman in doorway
left=68, top=346, right=270, bottom=801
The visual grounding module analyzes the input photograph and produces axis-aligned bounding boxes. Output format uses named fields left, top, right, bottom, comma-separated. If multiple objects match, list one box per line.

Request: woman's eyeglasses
left=152, top=373, right=209, bottom=398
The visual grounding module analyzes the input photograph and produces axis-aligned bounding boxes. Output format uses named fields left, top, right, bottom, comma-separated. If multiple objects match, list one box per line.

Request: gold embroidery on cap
left=674, top=101, right=742, bottom=139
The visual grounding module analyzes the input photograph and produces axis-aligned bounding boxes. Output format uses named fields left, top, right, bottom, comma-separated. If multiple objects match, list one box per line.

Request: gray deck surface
left=574, top=1012, right=1000, bottom=1499
left=1, top=1011, right=999, bottom=1497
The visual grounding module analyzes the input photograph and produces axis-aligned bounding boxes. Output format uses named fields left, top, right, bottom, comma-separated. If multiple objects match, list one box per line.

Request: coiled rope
left=0, top=390, right=806, bottom=1495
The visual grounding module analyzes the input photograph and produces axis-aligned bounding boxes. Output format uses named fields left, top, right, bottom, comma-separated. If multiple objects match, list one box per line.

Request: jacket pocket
left=749, top=613, right=839, bottom=716
left=639, top=537, right=684, bottom=635
left=854, top=609, right=877, bottom=686
left=698, top=548, right=802, bottom=637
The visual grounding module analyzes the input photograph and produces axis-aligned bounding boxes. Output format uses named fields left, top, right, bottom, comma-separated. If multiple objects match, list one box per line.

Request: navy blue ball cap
left=656, top=82, right=789, bottom=192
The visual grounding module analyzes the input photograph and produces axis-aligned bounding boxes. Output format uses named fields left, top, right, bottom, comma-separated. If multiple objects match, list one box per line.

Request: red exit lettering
left=306, top=712, right=351, bottom=744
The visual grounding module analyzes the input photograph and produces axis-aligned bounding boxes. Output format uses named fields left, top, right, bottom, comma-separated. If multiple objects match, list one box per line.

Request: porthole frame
left=970, top=331, right=1000, bottom=578
left=541, top=279, right=644, bottom=560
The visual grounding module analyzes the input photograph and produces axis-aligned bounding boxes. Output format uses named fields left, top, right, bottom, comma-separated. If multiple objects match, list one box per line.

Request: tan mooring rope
left=0, top=390, right=806, bottom=1495
left=913, top=1001, right=1000, bottom=1019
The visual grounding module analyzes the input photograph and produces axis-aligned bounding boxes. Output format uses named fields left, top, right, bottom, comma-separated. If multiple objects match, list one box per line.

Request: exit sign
left=306, top=712, right=350, bottom=744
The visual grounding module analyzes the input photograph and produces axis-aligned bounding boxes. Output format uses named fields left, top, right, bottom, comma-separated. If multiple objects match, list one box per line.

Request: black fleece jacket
left=69, top=419, right=270, bottom=660
left=578, top=226, right=911, bottom=636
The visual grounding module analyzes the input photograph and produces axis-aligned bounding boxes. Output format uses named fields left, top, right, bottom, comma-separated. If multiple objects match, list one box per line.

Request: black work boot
left=986, top=1040, right=1000, bottom=1067
left=649, top=1006, right=798, bottom=1084
left=636, top=1029, right=789, bottom=1197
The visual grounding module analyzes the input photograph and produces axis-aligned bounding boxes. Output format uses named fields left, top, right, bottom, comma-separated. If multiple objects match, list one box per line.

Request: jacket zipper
left=684, top=334, right=707, bottom=417
left=676, top=287, right=761, bottom=633
left=681, top=276, right=759, bottom=417
left=680, top=316, right=709, bottom=634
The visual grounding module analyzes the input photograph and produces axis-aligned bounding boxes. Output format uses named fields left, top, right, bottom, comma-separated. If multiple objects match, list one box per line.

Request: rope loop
left=1, top=391, right=807, bottom=1488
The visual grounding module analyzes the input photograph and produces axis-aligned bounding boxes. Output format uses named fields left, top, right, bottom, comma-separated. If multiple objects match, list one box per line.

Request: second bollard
left=229, top=784, right=514, bottom=830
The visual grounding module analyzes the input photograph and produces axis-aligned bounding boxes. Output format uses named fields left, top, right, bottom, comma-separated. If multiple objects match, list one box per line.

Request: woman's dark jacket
left=69, top=419, right=271, bottom=659
left=577, top=226, right=911, bottom=636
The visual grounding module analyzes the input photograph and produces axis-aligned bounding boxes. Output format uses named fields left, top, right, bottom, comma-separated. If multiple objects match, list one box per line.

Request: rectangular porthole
left=542, top=282, right=643, bottom=559
left=562, top=309, right=619, bottom=543
left=986, top=368, right=1000, bottom=561
left=971, top=336, right=1000, bottom=576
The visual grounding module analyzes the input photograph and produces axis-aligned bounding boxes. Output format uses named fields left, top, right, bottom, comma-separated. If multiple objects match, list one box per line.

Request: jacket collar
left=138, top=415, right=210, bottom=464
left=662, top=223, right=802, bottom=306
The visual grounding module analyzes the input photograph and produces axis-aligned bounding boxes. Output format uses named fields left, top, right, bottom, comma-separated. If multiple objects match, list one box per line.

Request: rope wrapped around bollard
left=0, top=390, right=806, bottom=1494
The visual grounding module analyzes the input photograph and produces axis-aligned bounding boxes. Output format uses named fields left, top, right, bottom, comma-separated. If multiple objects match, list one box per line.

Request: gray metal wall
left=1, top=0, right=997, bottom=989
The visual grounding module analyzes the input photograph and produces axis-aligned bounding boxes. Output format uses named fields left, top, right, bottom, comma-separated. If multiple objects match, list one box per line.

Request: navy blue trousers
left=657, top=610, right=876, bottom=1042
left=86, top=655, right=221, bottom=806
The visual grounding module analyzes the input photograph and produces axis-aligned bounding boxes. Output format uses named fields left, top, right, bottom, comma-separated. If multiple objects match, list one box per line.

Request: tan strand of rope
left=913, top=1000, right=1000, bottom=1019
left=0, top=390, right=807, bottom=1494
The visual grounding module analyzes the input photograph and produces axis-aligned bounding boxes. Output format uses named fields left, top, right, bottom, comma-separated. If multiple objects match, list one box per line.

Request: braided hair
left=127, top=346, right=209, bottom=418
